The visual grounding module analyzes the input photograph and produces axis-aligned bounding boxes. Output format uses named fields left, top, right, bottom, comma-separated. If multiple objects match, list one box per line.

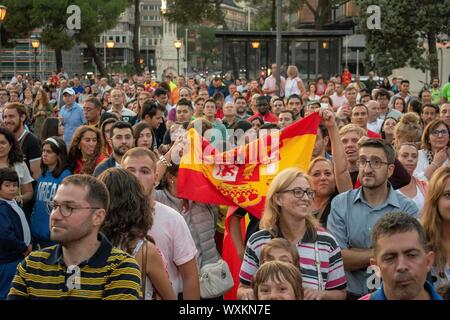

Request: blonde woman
left=421, top=166, right=450, bottom=290
left=237, top=168, right=347, bottom=300
left=284, top=65, right=306, bottom=98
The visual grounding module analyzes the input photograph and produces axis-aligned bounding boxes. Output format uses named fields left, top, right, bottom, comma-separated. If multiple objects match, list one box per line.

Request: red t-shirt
left=248, top=112, right=278, bottom=124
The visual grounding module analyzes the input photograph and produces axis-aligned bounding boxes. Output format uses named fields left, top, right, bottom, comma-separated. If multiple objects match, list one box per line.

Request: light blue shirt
left=60, top=102, right=85, bottom=147
left=327, top=184, right=418, bottom=296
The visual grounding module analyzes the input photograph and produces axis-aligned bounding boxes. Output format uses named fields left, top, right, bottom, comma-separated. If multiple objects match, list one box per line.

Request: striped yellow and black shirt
left=7, top=233, right=142, bottom=300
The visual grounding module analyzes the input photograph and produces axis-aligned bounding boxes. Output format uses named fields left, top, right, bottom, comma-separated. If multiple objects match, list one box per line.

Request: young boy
left=0, top=168, right=32, bottom=300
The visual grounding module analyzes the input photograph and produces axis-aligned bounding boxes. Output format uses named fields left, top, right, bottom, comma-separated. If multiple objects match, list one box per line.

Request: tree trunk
left=55, top=48, right=63, bottom=72
left=427, top=32, right=439, bottom=80
left=133, top=0, right=142, bottom=76
left=87, top=42, right=106, bottom=77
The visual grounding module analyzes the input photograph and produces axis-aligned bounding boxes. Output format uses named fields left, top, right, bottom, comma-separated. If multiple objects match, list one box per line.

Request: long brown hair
left=260, top=167, right=320, bottom=239
left=34, top=88, right=49, bottom=109
left=68, top=126, right=104, bottom=174
left=98, top=168, right=153, bottom=252
left=421, top=165, right=450, bottom=277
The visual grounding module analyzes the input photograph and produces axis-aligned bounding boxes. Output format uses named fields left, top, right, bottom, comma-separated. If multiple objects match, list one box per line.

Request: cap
left=62, top=88, right=76, bottom=96
left=307, top=100, right=320, bottom=106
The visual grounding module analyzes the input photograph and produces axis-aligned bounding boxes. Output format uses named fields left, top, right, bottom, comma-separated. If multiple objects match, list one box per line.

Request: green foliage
left=164, top=0, right=225, bottom=26
left=356, top=0, right=450, bottom=76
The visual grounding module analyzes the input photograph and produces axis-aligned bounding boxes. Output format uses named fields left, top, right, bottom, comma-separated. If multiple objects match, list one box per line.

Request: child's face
left=263, top=248, right=296, bottom=265
left=0, top=181, right=19, bottom=200
left=257, top=277, right=297, bottom=300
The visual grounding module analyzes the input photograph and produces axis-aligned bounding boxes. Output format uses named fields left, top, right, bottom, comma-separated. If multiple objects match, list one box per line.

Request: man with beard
left=327, top=139, right=418, bottom=299
left=93, top=121, right=134, bottom=177
left=7, top=175, right=142, bottom=300
left=421, top=104, right=438, bottom=127
left=3, top=103, right=42, bottom=180
left=234, top=96, right=250, bottom=120
left=359, top=212, right=442, bottom=300
left=430, top=78, right=442, bottom=105
left=247, top=96, right=278, bottom=124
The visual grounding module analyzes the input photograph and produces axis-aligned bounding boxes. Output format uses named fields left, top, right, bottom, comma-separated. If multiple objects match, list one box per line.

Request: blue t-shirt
left=31, top=169, right=72, bottom=247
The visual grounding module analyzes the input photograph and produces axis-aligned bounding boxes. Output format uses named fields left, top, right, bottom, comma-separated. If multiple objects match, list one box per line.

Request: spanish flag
left=178, top=112, right=320, bottom=299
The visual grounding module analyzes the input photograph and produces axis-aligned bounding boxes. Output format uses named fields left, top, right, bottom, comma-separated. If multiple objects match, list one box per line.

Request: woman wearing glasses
left=414, top=119, right=450, bottom=181
left=237, top=168, right=347, bottom=300
left=30, top=137, right=71, bottom=248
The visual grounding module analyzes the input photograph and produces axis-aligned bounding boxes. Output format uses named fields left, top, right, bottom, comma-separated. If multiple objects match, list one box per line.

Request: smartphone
left=320, top=103, right=329, bottom=110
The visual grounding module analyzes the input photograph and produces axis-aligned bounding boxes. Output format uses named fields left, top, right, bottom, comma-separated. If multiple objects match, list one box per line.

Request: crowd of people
left=0, top=64, right=450, bottom=300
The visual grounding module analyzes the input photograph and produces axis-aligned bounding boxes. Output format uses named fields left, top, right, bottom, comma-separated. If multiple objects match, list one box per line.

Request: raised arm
left=319, top=109, right=353, bottom=192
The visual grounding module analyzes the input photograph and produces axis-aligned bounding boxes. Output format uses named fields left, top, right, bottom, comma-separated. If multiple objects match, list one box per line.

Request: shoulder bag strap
left=141, top=239, right=148, bottom=299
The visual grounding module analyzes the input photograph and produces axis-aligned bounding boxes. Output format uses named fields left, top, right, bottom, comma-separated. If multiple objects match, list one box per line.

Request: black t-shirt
left=154, top=121, right=167, bottom=147
left=19, top=131, right=42, bottom=177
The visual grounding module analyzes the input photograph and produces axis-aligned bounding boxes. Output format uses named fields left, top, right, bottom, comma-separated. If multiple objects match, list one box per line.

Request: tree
left=356, top=0, right=450, bottom=78
left=243, top=0, right=350, bottom=30
left=2, top=0, right=129, bottom=77
left=73, top=0, right=131, bottom=77
left=164, top=0, right=225, bottom=27
left=132, top=0, right=142, bottom=75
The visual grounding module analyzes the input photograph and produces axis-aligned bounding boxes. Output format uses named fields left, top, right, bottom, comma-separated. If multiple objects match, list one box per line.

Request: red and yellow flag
left=177, top=113, right=320, bottom=299
left=178, top=112, right=320, bottom=218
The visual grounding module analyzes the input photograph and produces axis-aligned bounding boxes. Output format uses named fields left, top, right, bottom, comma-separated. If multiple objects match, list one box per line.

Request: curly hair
left=68, top=126, right=104, bottom=175
left=98, top=168, right=153, bottom=253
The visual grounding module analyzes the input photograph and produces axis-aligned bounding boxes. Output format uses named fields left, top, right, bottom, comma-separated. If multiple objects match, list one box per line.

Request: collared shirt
left=8, top=233, right=142, bottom=300
left=327, top=184, right=419, bottom=296
left=359, top=281, right=443, bottom=300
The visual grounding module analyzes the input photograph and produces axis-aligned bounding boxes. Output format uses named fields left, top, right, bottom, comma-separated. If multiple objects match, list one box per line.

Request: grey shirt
left=326, top=184, right=419, bottom=296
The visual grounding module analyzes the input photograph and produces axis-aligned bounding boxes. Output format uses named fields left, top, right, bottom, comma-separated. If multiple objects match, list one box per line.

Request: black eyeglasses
left=279, top=187, right=315, bottom=199
left=431, top=129, right=449, bottom=137
left=47, top=202, right=100, bottom=217
left=356, top=158, right=390, bottom=169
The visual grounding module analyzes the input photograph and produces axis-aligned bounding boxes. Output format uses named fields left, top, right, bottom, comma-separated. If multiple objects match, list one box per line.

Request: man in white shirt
left=122, top=147, right=200, bottom=299
left=366, top=100, right=383, bottom=134
left=263, top=64, right=285, bottom=97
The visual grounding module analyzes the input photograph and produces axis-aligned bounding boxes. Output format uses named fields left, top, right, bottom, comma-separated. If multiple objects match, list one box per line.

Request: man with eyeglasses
left=327, top=138, right=418, bottom=300
left=7, top=175, right=142, bottom=300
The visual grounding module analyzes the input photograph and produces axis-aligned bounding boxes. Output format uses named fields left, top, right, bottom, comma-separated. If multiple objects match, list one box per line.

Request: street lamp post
left=251, top=41, right=260, bottom=79
left=174, top=39, right=182, bottom=76
left=31, top=35, right=40, bottom=80
left=106, top=40, right=115, bottom=81
left=0, top=5, right=7, bottom=49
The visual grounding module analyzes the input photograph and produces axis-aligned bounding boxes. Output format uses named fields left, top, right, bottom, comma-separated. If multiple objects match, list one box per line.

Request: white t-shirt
left=330, top=93, right=348, bottom=109
left=148, top=201, right=197, bottom=296
left=367, top=119, right=384, bottom=134
left=285, top=77, right=302, bottom=98
left=13, top=162, right=34, bottom=185
left=399, top=184, right=425, bottom=215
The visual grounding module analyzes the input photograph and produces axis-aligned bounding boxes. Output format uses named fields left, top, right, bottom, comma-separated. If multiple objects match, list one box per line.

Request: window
left=116, top=36, right=120, bottom=43
left=122, top=36, right=126, bottom=43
